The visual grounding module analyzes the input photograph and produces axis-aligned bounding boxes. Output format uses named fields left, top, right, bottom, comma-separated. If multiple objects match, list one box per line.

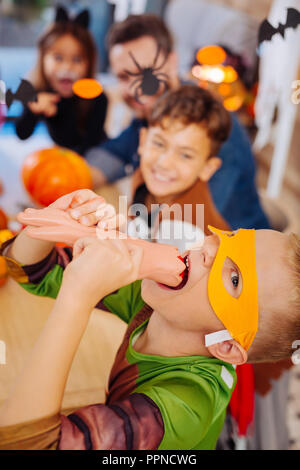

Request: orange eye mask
left=206, top=226, right=259, bottom=351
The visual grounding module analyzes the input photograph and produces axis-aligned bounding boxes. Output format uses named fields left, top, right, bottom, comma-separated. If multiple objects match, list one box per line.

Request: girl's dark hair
left=107, top=14, right=174, bottom=58
left=148, top=84, right=232, bottom=155
left=31, top=21, right=97, bottom=91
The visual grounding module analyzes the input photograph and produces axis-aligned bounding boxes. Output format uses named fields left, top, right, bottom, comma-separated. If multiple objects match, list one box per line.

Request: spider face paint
left=125, top=45, right=170, bottom=104
left=207, top=226, right=259, bottom=351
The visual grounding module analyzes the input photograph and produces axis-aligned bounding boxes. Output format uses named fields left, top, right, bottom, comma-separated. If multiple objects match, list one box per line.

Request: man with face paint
left=86, top=14, right=270, bottom=231
left=1, top=211, right=299, bottom=449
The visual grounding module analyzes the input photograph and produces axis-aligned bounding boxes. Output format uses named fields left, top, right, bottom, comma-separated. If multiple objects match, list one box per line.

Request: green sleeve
left=19, top=264, right=64, bottom=300
left=134, top=372, right=217, bottom=450
left=101, top=280, right=145, bottom=324
left=20, top=268, right=145, bottom=325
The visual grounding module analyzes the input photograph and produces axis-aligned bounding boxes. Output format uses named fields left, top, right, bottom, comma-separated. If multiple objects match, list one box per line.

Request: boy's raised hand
left=61, top=237, right=143, bottom=308
left=52, top=189, right=125, bottom=232
left=18, top=189, right=125, bottom=245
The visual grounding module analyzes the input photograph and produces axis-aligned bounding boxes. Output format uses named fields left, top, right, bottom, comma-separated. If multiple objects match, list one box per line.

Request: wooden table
left=0, top=277, right=126, bottom=414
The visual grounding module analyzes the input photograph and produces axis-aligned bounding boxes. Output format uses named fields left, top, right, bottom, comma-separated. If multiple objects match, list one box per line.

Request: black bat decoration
left=5, top=79, right=37, bottom=109
left=258, top=7, right=300, bottom=45
left=124, top=45, right=170, bottom=103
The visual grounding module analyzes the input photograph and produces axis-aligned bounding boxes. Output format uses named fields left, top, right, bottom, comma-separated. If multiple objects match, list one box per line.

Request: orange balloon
left=72, top=78, right=103, bottom=99
left=196, top=45, right=226, bottom=66
left=22, top=147, right=92, bottom=207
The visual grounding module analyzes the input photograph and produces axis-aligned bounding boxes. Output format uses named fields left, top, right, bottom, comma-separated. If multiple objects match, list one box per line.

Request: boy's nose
left=156, top=151, right=174, bottom=170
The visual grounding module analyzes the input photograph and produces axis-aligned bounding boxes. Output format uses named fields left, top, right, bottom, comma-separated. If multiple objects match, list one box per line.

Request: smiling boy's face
left=141, top=229, right=293, bottom=339
left=139, top=119, right=221, bottom=203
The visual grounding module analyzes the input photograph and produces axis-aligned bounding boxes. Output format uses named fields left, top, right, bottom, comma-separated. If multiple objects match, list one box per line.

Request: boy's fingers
left=97, top=213, right=127, bottom=231
left=84, top=212, right=119, bottom=228
left=73, top=237, right=96, bottom=258
left=95, top=203, right=116, bottom=220
left=77, top=203, right=117, bottom=227
left=111, top=239, right=144, bottom=277
left=50, top=191, right=89, bottom=210
left=96, top=227, right=127, bottom=240
left=69, top=198, right=107, bottom=221
left=69, top=190, right=105, bottom=209
left=79, top=213, right=102, bottom=226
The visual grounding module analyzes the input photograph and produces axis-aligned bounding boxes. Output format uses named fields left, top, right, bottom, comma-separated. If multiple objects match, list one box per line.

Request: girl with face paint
left=15, top=6, right=108, bottom=155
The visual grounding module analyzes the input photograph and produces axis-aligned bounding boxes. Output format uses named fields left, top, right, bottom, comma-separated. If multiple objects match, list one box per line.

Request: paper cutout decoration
left=5, top=79, right=37, bottom=109
left=258, top=7, right=300, bottom=45
left=124, top=45, right=170, bottom=103
left=22, top=147, right=92, bottom=207
left=55, top=5, right=90, bottom=29
left=72, top=79, right=103, bottom=99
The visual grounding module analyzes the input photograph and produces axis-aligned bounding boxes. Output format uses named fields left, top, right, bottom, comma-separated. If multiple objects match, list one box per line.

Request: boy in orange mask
left=0, top=192, right=299, bottom=450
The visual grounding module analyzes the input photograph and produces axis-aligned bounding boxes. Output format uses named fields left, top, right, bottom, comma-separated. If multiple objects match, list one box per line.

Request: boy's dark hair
left=107, top=14, right=174, bottom=58
left=148, top=85, right=232, bottom=155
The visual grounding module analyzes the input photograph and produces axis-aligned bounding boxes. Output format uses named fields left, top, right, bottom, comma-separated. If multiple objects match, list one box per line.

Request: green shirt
left=18, top=250, right=236, bottom=450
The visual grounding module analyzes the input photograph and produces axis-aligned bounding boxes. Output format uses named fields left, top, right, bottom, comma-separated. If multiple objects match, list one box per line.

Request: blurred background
left=0, top=0, right=299, bottom=450
left=1, top=0, right=299, bottom=226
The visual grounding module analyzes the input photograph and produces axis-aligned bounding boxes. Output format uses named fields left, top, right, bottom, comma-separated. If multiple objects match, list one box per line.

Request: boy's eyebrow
left=177, top=145, right=198, bottom=154
left=151, top=132, right=198, bottom=155
left=151, top=131, right=166, bottom=141
left=179, top=145, right=196, bottom=151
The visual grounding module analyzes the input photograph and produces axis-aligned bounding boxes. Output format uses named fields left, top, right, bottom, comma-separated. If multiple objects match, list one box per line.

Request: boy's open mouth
left=159, top=254, right=190, bottom=291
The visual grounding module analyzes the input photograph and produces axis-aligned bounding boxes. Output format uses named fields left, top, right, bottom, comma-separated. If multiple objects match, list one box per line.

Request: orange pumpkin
left=0, top=256, right=7, bottom=287
left=22, top=147, right=92, bottom=207
left=0, top=229, right=14, bottom=245
left=0, top=208, right=7, bottom=230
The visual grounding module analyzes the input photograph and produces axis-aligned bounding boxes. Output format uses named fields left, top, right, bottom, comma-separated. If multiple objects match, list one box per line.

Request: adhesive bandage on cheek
left=205, top=226, right=259, bottom=352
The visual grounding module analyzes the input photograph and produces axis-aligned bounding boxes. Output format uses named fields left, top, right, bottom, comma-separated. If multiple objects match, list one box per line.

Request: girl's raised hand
left=28, top=92, right=60, bottom=117
left=61, top=237, right=143, bottom=308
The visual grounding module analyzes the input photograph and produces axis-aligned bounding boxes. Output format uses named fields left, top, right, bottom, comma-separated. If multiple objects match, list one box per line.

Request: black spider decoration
left=124, top=45, right=170, bottom=103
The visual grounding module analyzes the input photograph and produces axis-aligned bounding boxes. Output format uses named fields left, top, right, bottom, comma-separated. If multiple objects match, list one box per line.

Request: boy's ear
left=198, top=157, right=222, bottom=182
left=138, top=127, right=148, bottom=153
left=207, top=339, right=248, bottom=365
